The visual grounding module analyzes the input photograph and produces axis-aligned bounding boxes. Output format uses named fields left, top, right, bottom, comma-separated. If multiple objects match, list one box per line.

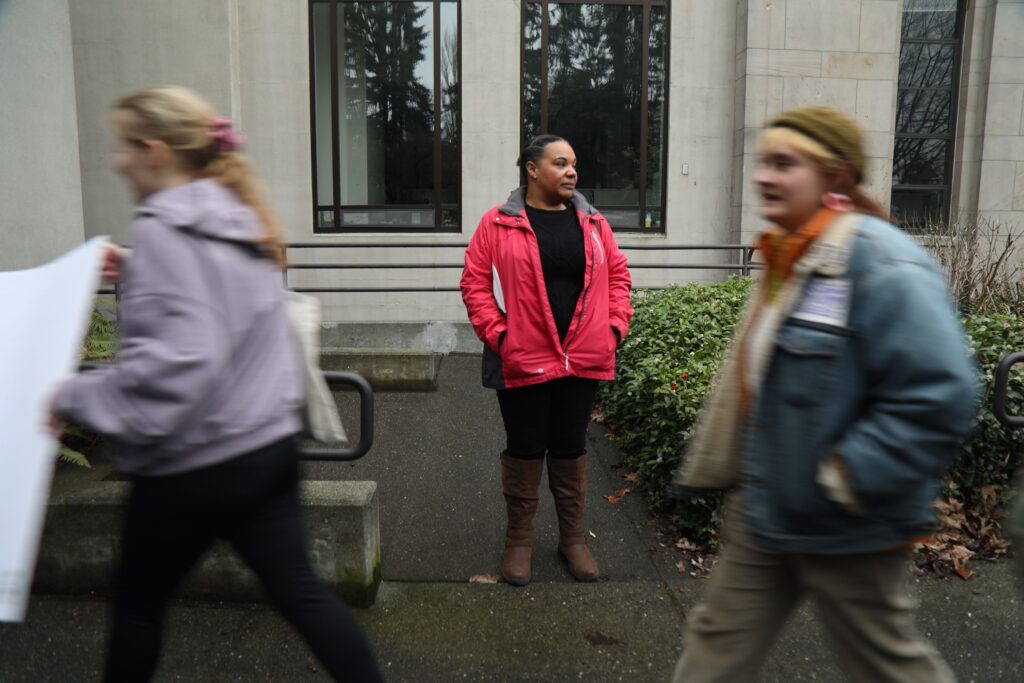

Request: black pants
left=496, top=377, right=600, bottom=460
left=105, top=436, right=382, bottom=683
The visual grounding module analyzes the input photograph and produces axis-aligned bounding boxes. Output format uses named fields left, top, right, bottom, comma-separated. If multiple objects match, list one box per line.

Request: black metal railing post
left=994, top=352, right=1024, bottom=430
left=282, top=244, right=290, bottom=288
left=76, top=364, right=375, bottom=462
left=298, top=371, right=375, bottom=461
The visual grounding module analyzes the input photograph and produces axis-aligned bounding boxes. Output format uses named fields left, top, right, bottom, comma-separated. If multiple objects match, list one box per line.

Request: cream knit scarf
left=673, top=211, right=860, bottom=492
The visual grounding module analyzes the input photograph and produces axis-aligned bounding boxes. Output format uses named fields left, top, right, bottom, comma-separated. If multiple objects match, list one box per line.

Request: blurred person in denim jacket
left=671, top=107, right=979, bottom=683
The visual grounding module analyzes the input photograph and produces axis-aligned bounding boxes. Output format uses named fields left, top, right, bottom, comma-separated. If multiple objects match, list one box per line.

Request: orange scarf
left=756, top=208, right=837, bottom=302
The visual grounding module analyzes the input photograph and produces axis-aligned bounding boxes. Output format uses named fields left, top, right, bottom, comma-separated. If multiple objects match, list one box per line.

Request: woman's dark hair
left=517, top=134, right=567, bottom=184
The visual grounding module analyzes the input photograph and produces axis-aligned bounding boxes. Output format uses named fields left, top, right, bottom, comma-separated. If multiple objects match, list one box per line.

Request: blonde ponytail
left=202, top=152, right=286, bottom=267
left=110, top=86, right=286, bottom=268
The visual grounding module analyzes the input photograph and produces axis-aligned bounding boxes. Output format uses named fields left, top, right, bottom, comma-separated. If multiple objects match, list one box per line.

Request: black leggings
left=496, top=377, right=600, bottom=460
left=104, top=436, right=382, bottom=683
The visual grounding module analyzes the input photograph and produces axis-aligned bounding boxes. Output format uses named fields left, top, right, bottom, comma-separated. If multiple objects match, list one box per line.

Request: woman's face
left=753, top=144, right=828, bottom=231
left=110, top=110, right=163, bottom=202
left=528, top=141, right=578, bottom=203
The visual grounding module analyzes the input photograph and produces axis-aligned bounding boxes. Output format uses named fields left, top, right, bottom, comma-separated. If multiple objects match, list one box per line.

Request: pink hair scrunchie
left=208, top=116, right=246, bottom=153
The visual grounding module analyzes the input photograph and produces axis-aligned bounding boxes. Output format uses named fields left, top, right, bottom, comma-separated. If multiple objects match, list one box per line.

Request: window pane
left=339, top=1, right=435, bottom=206
left=440, top=0, right=459, bottom=205
left=899, top=43, right=956, bottom=88
left=646, top=6, right=667, bottom=219
left=892, top=2, right=961, bottom=229
left=338, top=208, right=436, bottom=227
left=440, top=207, right=459, bottom=228
left=312, top=1, right=334, bottom=207
left=317, top=207, right=337, bottom=229
left=895, top=88, right=951, bottom=135
left=644, top=208, right=662, bottom=230
left=546, top=3, right=644, bottom=212
left=523, top=2, right=543, bottom=142
left=890, top=188, right=946, bottom=228
left=902, top=0, right=958, bottom=40
left=892, top=137, right=948, bottom=185
left=598, top=208, right=641, bottom=230
left=311, top=1, right=460, bottom=231
left=521, top=1, right=667, bottom=231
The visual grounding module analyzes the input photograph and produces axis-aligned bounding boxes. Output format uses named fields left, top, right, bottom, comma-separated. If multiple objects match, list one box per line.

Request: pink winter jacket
left=461, top=188, right=633, bottom=389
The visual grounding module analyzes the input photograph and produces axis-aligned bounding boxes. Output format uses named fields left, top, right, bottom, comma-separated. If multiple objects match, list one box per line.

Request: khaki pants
left=672, top=525, right=955, bottom=683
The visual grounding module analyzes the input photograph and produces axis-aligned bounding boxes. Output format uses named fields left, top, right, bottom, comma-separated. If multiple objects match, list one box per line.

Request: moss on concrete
left=336, top=548, right=381, bottom=607
left=348, top=581, right=685, bottom=679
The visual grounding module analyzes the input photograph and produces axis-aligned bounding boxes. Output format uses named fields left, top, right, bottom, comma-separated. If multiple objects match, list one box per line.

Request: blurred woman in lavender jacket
left=51, top=87, right=381, bottom=683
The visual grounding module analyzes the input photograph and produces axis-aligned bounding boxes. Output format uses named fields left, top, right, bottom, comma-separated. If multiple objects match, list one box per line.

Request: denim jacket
left=679, top=213, right=979, bottom=554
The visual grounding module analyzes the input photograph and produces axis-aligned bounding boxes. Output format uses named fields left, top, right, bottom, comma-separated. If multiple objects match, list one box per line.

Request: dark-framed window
left=891, top=0, right=964, bottom=228
left=309, top=0, right=460, bottom=233
left=522, top=0, right=669, bottom=232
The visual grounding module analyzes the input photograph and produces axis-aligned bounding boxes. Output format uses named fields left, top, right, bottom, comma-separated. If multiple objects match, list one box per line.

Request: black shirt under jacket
left=524, top=203, right=585, bottom=343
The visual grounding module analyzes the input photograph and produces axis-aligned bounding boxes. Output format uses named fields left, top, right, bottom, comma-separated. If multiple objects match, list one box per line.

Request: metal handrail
left=96, top=243, right=763, bottom=296
left=299, top=371, right=374, bottom=461
left=281, top=242, right=761, bottom=293
left=994, top=352, right=1024, bottom=429
left=75, top=364, right=374, bottom=462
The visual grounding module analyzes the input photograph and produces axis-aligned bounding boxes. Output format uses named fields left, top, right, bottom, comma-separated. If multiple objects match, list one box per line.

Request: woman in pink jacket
left=460, top=135, right=633, bottom=585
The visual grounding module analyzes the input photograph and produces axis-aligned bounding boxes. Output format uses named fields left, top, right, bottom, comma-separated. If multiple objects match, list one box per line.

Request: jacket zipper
left=563, top=215, right=596, bottom=370
left=509, top=212, right=564, bottom=366
left=590, top=231, right=605, bottom=264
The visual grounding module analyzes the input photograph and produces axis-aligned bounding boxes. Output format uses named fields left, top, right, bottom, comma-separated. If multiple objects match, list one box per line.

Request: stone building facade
left=2, top=0, right=1021, bottom=325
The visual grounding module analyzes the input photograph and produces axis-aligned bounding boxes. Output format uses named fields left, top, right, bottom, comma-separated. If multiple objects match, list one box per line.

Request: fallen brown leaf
left=913, top=495, right=1009, bottom=580
left=604, top=488, right=631, bottom=504
left=584, top=631, right=621, bottom=646
left=624, top=471, right=640, bottom=484
left=689, top=556, right=713, bottom=578
left=469, top=573, right=500, bottom=584
left=953, top=558, right=975, bottom=581
left=675, top=538, right=700, bottom=551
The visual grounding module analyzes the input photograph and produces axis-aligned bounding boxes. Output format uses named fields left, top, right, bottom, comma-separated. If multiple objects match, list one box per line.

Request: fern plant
left=57, top=308, right=117, bottom=468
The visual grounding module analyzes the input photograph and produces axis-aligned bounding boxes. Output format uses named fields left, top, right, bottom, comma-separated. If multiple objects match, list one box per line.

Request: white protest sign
left=0, top=237, right=106, bottom=622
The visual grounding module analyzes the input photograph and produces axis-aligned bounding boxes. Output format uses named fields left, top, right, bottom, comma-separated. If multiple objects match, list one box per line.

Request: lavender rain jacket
left=54, top=179, right=303, bottom=476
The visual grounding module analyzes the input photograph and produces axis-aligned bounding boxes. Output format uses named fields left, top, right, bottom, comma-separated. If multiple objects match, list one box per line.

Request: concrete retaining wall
left=35, top=480, right=381, bottom=607
left=317, top=321, right=483, bottom=390
left=320, top=349, right=442, bottom=392
left=320, top=321, right=481, bottom=355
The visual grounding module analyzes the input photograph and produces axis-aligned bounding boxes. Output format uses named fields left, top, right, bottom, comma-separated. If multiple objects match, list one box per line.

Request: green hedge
left=599, top=278, right=1024, bottom=544
left=954, top=312, right=1024, bottom=502
left=599, top=278, right=754, bottom=543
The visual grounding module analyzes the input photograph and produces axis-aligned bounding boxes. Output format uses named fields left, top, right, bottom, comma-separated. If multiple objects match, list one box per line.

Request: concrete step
left=319, top=348, right=442, bottom=391
left=36, top=477, right=381, bottom=607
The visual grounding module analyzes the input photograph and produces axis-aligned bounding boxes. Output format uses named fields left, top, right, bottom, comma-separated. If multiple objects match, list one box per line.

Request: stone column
left=460, top=0, right=521, bottom=233
left=733, top=0, right=901, bottom=242
left=973, top=0, right=1024, bottom=231
left=0, top=0, right=85, bottom=270
left=68, top=0, right=235, bottom=245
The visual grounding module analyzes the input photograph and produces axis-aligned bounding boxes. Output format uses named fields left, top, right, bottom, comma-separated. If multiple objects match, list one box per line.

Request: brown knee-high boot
left=547, top=453, right=599, bottom=581
left=500, top=452, right=544, bottom=586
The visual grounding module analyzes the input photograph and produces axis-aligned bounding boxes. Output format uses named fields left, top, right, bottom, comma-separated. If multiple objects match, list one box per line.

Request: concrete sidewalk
left=2, top=355, right=1022, bottom=681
